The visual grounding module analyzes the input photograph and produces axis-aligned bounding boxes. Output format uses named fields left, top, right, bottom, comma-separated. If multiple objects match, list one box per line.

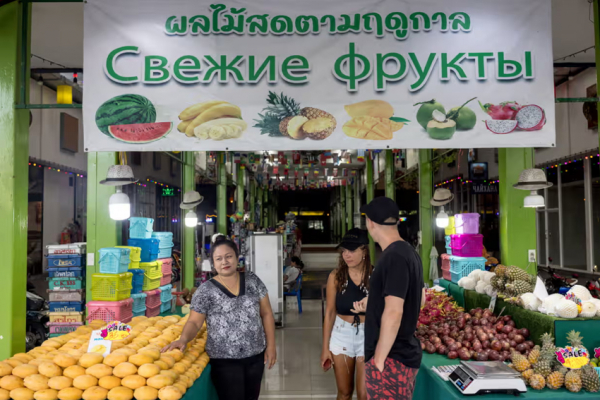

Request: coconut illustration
left=427, top=110, right=457, bottom=140
left=449, top=105, right=477, bottom=130
left=414, top=99, right=445, bottom=130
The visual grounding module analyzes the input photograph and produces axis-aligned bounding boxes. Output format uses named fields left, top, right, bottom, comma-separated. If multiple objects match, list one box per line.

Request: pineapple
left=546, top=371, right=565, bottom=390
left=565, top=369, right=583, bottom=392
left=300, top=108, right=337, bottom=140
left=494, top=264, right=507, bottom=277
left=506, top=280, right=533, bottom=296
left=511, top=350, right=531, bottom=372
left=529, top=374, right=545, bottom=390
left=566, top=330, right=588, bottom=354
left=581, top=365, right=600, bottom=392
left=533, top=353, right=553, bottom=378
left=506, top=266, right=530, bottom=282
left=279, top=115, right=308, bottom=139
left=540, top=333, right=557, bottom=354
left=254, top=92, right=301, bottom=137
left=301, top=117, right=335, bottom=140
left=521, top=369, right=534, bottom=384
left=528, top=345, right=541, bottom=365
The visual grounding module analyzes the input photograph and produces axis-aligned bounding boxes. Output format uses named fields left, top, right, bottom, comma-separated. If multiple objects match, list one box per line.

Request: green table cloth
left=181, top=364, right=219, bottom=400
left=414, top=352, right=600, bottom=399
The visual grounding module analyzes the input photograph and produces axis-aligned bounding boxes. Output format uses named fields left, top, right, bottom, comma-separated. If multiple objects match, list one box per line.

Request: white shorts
left=329, top=316, right=365, bottom=359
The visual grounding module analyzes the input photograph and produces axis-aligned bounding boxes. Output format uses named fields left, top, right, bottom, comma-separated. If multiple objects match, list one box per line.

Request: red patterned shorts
left=365, top=357, right=419, bottom=400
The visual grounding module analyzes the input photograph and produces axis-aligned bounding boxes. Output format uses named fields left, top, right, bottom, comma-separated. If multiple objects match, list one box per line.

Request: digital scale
left=449, top=361, right=527, bottom=396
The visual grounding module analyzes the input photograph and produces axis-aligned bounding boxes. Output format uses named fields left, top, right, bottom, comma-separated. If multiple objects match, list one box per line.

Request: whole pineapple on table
left=532, top=334, right=557, bottom=378
left=529, top=373, right=546, bottom=390
left=546, top=369, right=565, bottom=390
left=510, top=350, right=531, bottom=372
left=581, top=364, right=600, bottom=392
left=565, top=369, right=583, bottom=393
left=521, top=369, right=534, bottom=384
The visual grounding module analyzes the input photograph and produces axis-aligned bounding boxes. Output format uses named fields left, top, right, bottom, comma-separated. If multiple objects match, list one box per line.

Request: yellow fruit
left=344, top=100, right=395, bottom=119
left=158, top=386, right=182, bottom=400
left=176, top=375, right=191, bottom=389
left=185, top=103, right=242, bottom=137
left=112, top=349, right=136, bottom=358
left=178, top=100, right=228, bottom=121
left=57, top=388, right=82, bottom=400
left=128, top=355, right=153, bottom=368
left=0, top=375, right=24, bottom=391
left=47, top=377, right=72, bottom=391
left=159, top=371, right=178, bottom=382
left=107, top=386, right=133, bottom=400
left=158, top=356, right=175, bottom=369
left=179, top=359, right=191, bottom=368
left=153, top=361, right=169, bottom=371
left=146, top=375, right=172, bottom=390
left=138, top=349, right=160, bottom=362
left=13, top=354, right=34, bottom=363
left=23, top=374, right=49, bottom=391
left=73, top=375, right=98, bottom=391
left=90, top=345, right=106, bottom=354
left=79, top=354, right=104, bottom=369
left=41, top=341, right=61, bottom=349
left=0, top=388, right=8, bottom=400
left=98, top=376, right=121, bottom=390
left=101, top=354, right=125, bottom=368
left=10, top=387, right=34, bottom=400
left=137, top=364, right=160, bottom=379
left=63, top=365, right=86, bottom=380
left=134, top=386, right=158, bottom=400
left=112, top=363, right=137, bottom=379
left=33, top=389, right=58, bottom=400
left=171, top=363, right=186, bottom=375
left=163, top=352, right=183, bottom=362
left=172, top=383, right=186, bottom=395
left=38, top=363, right=62, bottom=378
left=82, top=386, right=108, bottom=400
left=0, top=363, right=12, bottom=378
left=343, top=116, right=394, bottom=140
left=53, top=355, right=77, bottom=369
left=6, top=359, right=24, bottom=368
left=86, top=364, right=113, bottom=379
left=120, top=375, right=145, bottom=390
left=13, top=364, right=38, bottom=379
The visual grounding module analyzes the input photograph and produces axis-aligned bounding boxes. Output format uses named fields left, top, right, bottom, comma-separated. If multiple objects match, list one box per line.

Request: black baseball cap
left=337, top=228, right=369, bottom=251
left=360, top=197, right=399, bottom=225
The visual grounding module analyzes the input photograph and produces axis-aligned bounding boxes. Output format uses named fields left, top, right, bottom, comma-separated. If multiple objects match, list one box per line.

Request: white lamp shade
left=109, top=190, right=130, bottom=220
left=524, top=190, right=545, bottom=208
left=436, top=210, right=450, bottom=228
left=185, top=210, right=198, bottom=227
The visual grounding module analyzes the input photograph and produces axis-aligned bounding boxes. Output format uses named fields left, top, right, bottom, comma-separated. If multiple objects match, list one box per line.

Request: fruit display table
left=181, top=363, right=218, bottom=400
left=438, top=279, right=600, bottom=349
left=414, top=352, right=599, bottom=399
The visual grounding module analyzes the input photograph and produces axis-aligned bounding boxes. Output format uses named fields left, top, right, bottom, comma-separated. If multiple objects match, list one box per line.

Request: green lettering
left=467, top=52, right=494, bottom=80
left=408, top=53, right=438, bottom=91
left=375, top=52, right=407, bottom=91
left=497, top=52, right=522, bottom=80
left=524, top=51, right=534, bottom=79
left=105, top=46, right=140, bottom=84
left=333, top=43, right=372, bottom=92
left=280, top=56, right=309, bottom=83
left=173, top=56, right=201, bottom=83
left=143, top=55, right=170, bottom=84
left=440, top=52, right=467, bottom=80
left=203, top=55, right=244, bottom=83
left=248, top=56, right=277, bottom=83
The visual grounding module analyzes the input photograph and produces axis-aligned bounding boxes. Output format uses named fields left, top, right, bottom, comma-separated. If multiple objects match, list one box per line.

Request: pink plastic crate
left=86, top=298, right=133, bottom=324
left=144, top=289, right=161, bottom=308
left=146, top=304, right=160, bottom=317
left=450, top=234, right=484, bottom=257
left=158, top=258, right=173, bottom=275
left=441, top=254, right=451, bottom=281
left=455, top=213, right=480, bottom=234
left=160, top=273, right=172, bottom=286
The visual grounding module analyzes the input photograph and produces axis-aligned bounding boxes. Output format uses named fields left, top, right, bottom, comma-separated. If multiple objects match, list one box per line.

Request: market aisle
left=260, top=300, right=357, bottom=399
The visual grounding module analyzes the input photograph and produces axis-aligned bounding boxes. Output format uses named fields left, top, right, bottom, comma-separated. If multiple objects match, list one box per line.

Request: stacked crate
left=447, top=213, right=486, bottom=283
left=46, top=243, right=86, bottom=338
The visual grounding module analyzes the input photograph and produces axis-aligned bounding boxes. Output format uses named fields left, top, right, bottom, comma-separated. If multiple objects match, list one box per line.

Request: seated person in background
left=283, top=256, right=304, bottom=291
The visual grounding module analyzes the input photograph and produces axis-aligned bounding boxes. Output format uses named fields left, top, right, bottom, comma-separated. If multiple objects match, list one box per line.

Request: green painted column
left=499, top=149, right=536, bottom=269
left=340, top=186, right=347, bottom=235
left=0, top=1, right=29, bottom=359
left=419, top=150, right=434, bottom=286
left=236, top=164, right=244, bottom=214
left=182, top=152, right=195, bottom=290
left=366, top=157, right=376, bottom=265
left=346, top=182, right=353, bottom=230
left=217, top=152, right=227, bottom=235
left=249, top=178, right=256, bottom=223
left=385, top=150, right=396, bottom=200
left=86, top=152, right=120, bottom=299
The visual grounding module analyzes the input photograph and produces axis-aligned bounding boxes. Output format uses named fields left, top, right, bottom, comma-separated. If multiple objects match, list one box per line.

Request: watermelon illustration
left=95, top=94, right=156, bottom=136
left=109, top=122, right=173, bottom=143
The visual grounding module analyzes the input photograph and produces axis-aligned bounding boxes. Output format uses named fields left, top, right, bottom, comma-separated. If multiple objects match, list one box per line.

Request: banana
left=178, top=100, right=228, bottom=121
left=177, top=120, right=192, bottom=134
left=193, top=118, right=247, bottom=140
left=208, top=126, right=227, bottom=140
left=184, top=103, right=242, bottom=137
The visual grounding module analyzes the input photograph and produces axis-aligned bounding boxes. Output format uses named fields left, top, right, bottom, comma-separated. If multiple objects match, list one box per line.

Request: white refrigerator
left=248, top=233, right=284, bottom=326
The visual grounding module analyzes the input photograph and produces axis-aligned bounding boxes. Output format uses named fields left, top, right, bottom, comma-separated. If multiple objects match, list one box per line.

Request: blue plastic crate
left=48, top=301, right=84, bottom=312
left=48, top=277, right=83, bottom=290
left=133, top=309, right=147, bottom=318
left=131, top=282, right=143, bottom=295
left=129, top=268, right=144, bottom=294
left=99, top=248, right=131, bottom=274
left=46, top=255, right=83, bottom=267
left=160, top=300, right=171, bottom=314
left=129, top=217, right=154, bottom=239
left=131, top=293, right=147, bottom=313
left=152, top=232, right=173, bottom=248
left=48, top=267, right=84, bottom=278
left=159, top=284, right=172, bottom=303
left=446, top=246, right=452, bottom=255
left=449, top=256, right=486, bottom=283
left=127, top=238, right=159, bottom=262
left=157, top=247, right=173, bottom=259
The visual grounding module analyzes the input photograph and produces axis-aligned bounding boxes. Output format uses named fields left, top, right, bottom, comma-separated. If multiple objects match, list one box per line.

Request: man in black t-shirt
left=354, top=197, right=424, bottom=400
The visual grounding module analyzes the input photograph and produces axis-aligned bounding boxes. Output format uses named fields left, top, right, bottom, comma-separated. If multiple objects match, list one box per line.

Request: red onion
left=516, top=343, right=527, bottom=353
left=448, top=351, right=458, bottom=359
left=491, top=340, right=502, bottom=351
left=513, top=334, right=525, bottom=345
left=506, top=320, right=516, bottom=328
left=488, top=350, right=500, bottom=361
left=525, top=340, right=535, bottom=348
left=508, top=332, right=516, bottom=340
left=519, top=328, right=530, bottom=338
left=437, top=345, right=448, bottom=355
left=502, top=325, right=513, bottom=334
left=509, top=340, right=517, bottom=348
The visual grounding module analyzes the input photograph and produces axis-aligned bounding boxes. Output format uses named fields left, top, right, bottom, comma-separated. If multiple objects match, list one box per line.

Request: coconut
left=485, top=120, right=518, bottom=134
left=427, top=119, right=456, bottom=140
left=515, top=105, right=546, bottom=131
left=555, top=298, right=579, bottom=319
left=449, top=106, right=476, bottom=130
left=414, top=99, right=445, bottom=129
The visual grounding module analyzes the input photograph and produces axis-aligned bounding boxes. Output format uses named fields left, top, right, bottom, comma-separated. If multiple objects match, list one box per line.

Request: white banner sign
left=84, top=0, right=555, bottom=152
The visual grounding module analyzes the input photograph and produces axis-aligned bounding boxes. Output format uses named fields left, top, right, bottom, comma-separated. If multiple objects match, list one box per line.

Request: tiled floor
left=260, top=300, right=357, bottom=399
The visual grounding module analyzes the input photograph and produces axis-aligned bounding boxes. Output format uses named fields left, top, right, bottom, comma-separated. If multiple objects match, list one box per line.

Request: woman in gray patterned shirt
left=162, top=235, right=277, bottom=400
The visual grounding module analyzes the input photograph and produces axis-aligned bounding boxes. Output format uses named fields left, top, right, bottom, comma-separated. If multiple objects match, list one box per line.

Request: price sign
left=101, top=321, right=131, bottom=341
left=555, top=346, right=590, bottom=370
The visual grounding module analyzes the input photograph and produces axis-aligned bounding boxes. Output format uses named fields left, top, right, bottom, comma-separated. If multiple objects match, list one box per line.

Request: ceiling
left=26, top=0, right=597, bottom=86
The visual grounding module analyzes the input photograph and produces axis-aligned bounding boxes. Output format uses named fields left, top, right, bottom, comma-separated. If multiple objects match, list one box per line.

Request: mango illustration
left=344, top=100, right=394, bottom=119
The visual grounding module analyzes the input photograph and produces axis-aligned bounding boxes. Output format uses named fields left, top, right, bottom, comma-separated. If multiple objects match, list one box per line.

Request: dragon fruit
left=515, top=105, right=546, bottom=131
left=479, top=101, right=521, bottom=120
left=485, top=120, right=518, bottom=134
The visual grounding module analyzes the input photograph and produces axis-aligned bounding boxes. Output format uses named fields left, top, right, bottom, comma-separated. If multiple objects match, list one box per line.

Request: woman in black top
left=162, top=235, right=277, bottom=400
left=321, top=229, right=372, bottom=400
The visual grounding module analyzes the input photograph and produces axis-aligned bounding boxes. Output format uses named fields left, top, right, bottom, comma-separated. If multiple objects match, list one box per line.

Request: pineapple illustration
left=300, top=108, right=337, bottom=140
left=511, top=350, right=531, bottom=372
left=528, top=345, right=541, bottom=365
left=529, top=374, right=545, bottom=390
left=581, top=365, right=600, bottom=392
left=254, top=92, right=301, bottom=137
left=546, top=370, right=565, bottom=390
left=565, top=370, right=583, bottom=393
left=521, top=369, right=534, bottom=384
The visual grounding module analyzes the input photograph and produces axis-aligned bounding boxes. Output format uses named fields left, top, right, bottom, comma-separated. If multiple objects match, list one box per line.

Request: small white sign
left=488, top=295, right=497, bottom=311
left=201, top=260, right=212, bottom=272
left=87, top=330, right=112, bottom=357
left=87, top=253, right=95, bottom=267
left=533, top=276, right=549, bottom=300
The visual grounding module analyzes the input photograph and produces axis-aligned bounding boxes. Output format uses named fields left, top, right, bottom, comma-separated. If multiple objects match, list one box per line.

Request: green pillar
left=346, top=183, right=353, bottom=230
left=385, top=150, right=396, bottom=200
left=86, top=153, right=120, bottom=300
left=217, top=152, right=227, bottom=235
left=366, top=157, right=376, bottom=265
left=236, top=164, right=244, bottom=214
left=499, top=149, right=536, bottom=269
left=182, top=152, right=195, bottom=290
left=249, top=178, right=256, bottom=223
left=340, top=186, right=347, bottom=234
left=0, top=1, right=29, bottom=359
left=419, top=150, right=433, bottom=286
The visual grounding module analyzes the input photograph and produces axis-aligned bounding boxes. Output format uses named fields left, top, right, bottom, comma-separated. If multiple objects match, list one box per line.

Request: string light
left=28, top=161, right=86, bottom=178
left=145, top=178, right=181, bottom=191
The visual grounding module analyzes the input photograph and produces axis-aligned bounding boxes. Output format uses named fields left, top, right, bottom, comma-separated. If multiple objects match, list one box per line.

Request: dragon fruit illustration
left=515, top=105, right=546, bottom=131
left=479, top=101, right=521, bottom=120
left=485, top=120, right=518, bottom=134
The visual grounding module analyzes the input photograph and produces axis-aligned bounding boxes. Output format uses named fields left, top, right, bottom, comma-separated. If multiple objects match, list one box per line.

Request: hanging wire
left=553, top=45, right=595, bottom=62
